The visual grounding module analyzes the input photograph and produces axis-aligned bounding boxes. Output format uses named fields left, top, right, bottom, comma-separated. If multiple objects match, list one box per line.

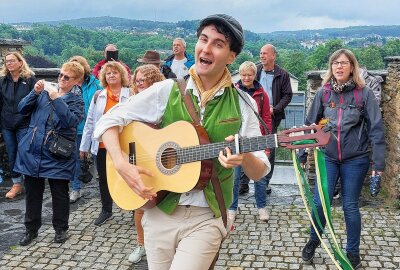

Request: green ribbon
left=292, top=140, right=353, bottom=270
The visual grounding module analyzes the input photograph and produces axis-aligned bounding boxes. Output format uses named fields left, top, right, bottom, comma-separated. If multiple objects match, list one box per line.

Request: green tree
left=355, top=46, right=384, bottom=70
left=308, top=39, right=344, bottom=70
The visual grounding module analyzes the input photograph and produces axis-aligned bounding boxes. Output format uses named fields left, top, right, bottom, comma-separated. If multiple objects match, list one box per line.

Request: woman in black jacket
left=0, top=51, right=37, bottom=199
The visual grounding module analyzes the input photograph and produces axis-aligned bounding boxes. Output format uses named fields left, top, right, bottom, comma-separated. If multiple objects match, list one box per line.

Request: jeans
left=230, top=166, right=267, bottom=210
left=71, top=134, right=83, bottom=191
left=309, top=155, right=370, bottom=255
left=2, top=128, right=28, bottom=183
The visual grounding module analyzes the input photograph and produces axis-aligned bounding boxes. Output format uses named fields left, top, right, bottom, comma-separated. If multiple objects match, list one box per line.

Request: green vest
left=158, top=82, right=242, bottom=217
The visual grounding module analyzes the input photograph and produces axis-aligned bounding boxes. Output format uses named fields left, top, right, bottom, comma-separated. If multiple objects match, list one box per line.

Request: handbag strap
left=176, top=79, right=227, bottom=227
left=233, top=84, right=270, bottom=134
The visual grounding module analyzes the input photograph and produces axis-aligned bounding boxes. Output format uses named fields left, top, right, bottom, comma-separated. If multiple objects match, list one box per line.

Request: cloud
left=1, top=0, right=399, bottom=33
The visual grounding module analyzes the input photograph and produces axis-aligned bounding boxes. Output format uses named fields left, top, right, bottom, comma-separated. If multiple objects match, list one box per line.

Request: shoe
left=302, top=239, right=320, bottom=263
left=238, top=184, right=249, bottom=195
left=6, top=184, right=23, bottom=199
left=258, top=208, right=269, bottom=221
left=266, top=184, right=272, bottom=195
left=128, top=245, right=146, bottom=263
left=228, top=210, right=237, bottom=222
left=69, top=190, right=81, bottom=204
left=19, top=231, right=38, bottom=246
left=54, top=230, right=68, bottom=243
left=347, top=252, right=362, bottom=269
left=94, top=211, right=112, bottom=226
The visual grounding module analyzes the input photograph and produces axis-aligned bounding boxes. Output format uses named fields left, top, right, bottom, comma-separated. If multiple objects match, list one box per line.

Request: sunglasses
left=58, top=73, right=74, bottom=81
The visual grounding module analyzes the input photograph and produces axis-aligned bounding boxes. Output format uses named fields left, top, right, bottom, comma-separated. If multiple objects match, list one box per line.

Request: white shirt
left=80, top=87, right=131, bottom=155
left=93, top=78, right=270, bottom=207
left=171, top=58, right=189, bottom=79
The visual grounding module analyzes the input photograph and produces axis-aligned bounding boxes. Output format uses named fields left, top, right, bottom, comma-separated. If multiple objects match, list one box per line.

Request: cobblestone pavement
left=0, top=176, right=399, bottom=269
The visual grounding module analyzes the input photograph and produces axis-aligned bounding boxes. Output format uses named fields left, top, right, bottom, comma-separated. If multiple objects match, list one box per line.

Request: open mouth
left=200, top=57, right=212, bottom=65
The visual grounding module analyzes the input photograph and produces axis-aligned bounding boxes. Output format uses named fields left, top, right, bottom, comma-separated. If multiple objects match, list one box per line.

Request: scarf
left=330, top=77, right=355, bottom=94
left=106, top=86, right=120, bottom=103
left=188, top=66, right=232, bottom=108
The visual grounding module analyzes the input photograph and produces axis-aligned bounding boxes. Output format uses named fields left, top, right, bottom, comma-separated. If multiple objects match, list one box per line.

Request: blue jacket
left=77, top=74, right=102, bottom=135
left=164, top=52, right=195, bottom=69
left=14, top=87, right=84, bottom=180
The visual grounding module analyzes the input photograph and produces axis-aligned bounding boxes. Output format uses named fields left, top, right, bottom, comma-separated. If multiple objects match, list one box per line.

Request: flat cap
left=198, top=14, right=244, bottom=55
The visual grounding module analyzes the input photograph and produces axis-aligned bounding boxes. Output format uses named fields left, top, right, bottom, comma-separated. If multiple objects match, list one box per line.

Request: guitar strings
left=123, top=136, right=276, bottom=164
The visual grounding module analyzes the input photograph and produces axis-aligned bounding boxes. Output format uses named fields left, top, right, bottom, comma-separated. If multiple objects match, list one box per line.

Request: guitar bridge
left=129, top=142, right=136, bottom=165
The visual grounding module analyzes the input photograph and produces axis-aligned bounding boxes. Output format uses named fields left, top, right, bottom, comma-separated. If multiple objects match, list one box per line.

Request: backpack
left=360, top=67, right=383, bottom=105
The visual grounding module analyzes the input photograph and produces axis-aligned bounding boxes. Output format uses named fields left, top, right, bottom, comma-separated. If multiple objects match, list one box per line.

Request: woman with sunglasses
left=128, top=64, right=165, bottom=264
left=68, top=56, right=103, bottom=204
left=14, top=61, right=84, bottom=246
left=79, top=61, right=131, bottom=226
left=0, top=51, right=37, bottom=200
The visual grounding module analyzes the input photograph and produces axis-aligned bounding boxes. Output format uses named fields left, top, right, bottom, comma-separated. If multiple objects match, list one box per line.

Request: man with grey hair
left=239, top=44, right=292, bottom=198
left=165, top=38, right=195, bottom=79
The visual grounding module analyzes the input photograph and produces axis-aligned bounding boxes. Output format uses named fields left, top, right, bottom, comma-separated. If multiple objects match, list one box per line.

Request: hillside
left=13, top=16, right=400, bottom=42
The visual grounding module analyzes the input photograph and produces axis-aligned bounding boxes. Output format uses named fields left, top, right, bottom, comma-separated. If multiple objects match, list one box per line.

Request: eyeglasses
left=58, top=73, right=74, bottom=81
left=332, top=61, right=350, bottom=67
left=5, top=59, right=18, bottom=64
left=135, top=79, right=146, bottom=85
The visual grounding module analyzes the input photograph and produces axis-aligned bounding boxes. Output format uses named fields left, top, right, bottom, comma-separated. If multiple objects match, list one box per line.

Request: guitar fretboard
left=177, top=135, right=277, bottom=164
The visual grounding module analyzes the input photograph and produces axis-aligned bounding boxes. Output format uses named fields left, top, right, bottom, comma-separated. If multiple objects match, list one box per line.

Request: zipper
left=30, top=126, right=38, bottom=144
left=337, top=95, right=343, bottom=161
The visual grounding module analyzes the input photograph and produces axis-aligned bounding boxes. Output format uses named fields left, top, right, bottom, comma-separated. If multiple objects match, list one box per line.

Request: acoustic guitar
left=106, top=120, right=330, bottom=210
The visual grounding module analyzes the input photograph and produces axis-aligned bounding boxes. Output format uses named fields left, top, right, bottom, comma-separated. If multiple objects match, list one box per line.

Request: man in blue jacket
left=164, top=38, right=194, bottom=79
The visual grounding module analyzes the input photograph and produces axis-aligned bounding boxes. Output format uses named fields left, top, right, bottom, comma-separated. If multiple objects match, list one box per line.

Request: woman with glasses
left=0, top=52, right=37, bottom=200
left=79, top=61, right=131, bottom=226
left=14, top=61, right=84, bottom=246
left=301, top=49, right=385, bottom=269
left=128, top=64, right=165, bottom=264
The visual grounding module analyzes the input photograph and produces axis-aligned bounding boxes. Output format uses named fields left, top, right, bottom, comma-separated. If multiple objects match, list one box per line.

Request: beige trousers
left=142, top=205, right=226, bottom=270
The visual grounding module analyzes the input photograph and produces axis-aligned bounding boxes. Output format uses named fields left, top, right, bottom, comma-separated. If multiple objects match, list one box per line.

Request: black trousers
left=24, top=176, right=69, bottom=233
left=96, top=148, right=113, bottom=213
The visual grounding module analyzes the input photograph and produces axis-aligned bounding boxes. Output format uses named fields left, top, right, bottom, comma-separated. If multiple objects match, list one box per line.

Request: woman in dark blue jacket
left=15, top=61, right=84, bottom=246
left=0, top=51, right=37, bottom=199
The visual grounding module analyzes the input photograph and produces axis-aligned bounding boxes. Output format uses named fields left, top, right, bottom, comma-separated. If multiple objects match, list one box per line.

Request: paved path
left=0, top=166, right=399, bottom=269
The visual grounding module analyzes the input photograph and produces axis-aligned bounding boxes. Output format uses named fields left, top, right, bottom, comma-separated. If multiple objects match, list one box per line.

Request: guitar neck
left=177, top=134, right=277, bottom=164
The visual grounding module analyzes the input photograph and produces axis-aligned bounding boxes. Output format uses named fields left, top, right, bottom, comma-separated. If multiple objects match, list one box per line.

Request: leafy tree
left=307, top=39, right=344, bottom=70
left=354, top=46, right=385, bottom=70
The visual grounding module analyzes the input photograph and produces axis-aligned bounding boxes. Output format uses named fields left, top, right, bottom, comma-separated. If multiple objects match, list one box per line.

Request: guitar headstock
left=277, top=125, right=331, bottom=149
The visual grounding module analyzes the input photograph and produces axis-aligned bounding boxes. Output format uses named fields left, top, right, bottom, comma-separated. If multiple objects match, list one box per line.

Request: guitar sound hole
left=161, top=148, right=177, bottom=169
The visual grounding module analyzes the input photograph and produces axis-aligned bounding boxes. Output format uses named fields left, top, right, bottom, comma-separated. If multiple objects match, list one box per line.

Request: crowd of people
left=0, top=13, right=385, bottom=270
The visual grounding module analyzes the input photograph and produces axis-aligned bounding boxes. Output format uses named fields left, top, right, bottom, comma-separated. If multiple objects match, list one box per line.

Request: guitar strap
left=233, top=84, right=270, bottom=134
left=176, top=79, right=227, bottom=270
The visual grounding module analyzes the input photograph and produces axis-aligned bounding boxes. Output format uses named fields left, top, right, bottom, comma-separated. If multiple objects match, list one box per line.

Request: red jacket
left=236, top=80, right=273, bottom=135
left=92, top=59, right=132, bottom=79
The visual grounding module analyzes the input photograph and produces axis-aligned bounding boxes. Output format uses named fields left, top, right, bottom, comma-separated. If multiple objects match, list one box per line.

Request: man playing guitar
left=94, top=14, right=270, bottom=270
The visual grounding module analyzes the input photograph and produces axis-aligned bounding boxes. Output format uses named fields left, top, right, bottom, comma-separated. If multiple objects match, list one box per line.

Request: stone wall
left=0, top=39, right=30, bottom=66
left=305, top=64, right=399, bottom=200
left=381, top=57, right=400, bottom=199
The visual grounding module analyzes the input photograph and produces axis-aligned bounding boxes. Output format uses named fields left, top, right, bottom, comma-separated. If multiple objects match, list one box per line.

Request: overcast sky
left=1, top=0, right=399, bottom=33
